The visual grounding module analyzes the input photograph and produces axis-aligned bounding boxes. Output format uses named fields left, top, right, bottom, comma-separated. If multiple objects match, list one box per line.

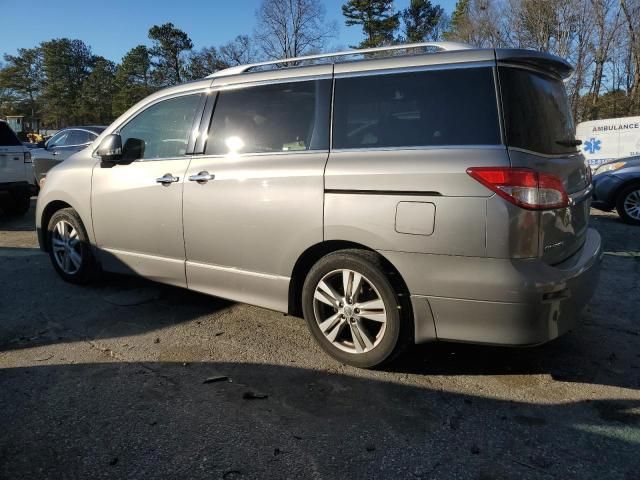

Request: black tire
left=615, top=183, right=640, bottom=226
left=47, top=208, right=100, bottom=284
left=4, top=189, right=31, bottom=216
left=302, top=249, right=412, bottom=368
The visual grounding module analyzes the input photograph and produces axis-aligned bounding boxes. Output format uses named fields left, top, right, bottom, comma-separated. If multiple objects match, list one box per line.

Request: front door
left=183, top=76, right=332, bottom=311
left=91, top=93, right=203, bottom=287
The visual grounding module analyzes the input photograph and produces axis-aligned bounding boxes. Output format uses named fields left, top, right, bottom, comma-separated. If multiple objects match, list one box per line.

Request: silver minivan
left=36, top=42, right=602, bottom=368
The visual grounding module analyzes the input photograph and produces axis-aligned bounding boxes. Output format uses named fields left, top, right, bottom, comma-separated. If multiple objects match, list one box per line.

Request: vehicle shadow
left=0, top=198, right=37, bottom=232
left=0, top=361, right=638, bottom=479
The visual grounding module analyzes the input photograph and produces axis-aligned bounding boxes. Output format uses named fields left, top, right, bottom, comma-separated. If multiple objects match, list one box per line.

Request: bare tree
left=254, top=0, right=337, bottom=60
left=620, top=0, right=640, bottom=113
left=219, top=35, right=261, bottom=66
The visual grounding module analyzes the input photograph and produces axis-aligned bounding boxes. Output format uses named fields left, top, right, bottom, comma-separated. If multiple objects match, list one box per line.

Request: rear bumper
left=383, top=227, right=603, bottom=345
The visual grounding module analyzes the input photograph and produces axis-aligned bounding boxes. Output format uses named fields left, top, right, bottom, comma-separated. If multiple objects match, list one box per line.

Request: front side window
left=205, top=79, right=330, bottom=155
left=47, top=130, right=70, bottom=148
left=119, top=94, right=201, bottom=160
left=499, top=67, right=576, bottom=155
left=333, top=67, right=501, bottom=149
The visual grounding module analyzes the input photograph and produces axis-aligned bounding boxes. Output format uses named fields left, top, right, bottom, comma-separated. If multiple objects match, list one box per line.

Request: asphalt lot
left=0, top=201, right=639, bottom=480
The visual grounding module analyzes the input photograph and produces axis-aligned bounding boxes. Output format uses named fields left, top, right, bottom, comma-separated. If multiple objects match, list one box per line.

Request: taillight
left=466, top=167, right=569, bottom=210
left=24, top=151, right=32, bottom=163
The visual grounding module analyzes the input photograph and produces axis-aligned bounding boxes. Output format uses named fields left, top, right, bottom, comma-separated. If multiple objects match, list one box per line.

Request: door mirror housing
left=96, top=134, right=124, bottom=163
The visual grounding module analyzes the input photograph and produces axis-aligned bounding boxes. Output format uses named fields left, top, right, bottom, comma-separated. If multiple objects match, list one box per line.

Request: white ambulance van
left=576, top=115, right=640, bottom=169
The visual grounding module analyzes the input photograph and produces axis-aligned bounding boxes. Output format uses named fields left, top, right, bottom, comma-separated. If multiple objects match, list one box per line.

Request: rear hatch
left=0, top=122, right=28, bottom=183
left=498, top=63, right=591, bottom=265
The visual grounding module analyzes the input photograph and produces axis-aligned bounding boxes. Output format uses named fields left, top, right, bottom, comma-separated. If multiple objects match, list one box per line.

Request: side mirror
left=96, top=134, right=123, bottom=163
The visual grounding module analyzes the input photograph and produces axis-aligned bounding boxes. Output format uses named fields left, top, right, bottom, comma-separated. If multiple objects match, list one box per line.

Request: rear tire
left=47, top=208, right=100, bottom=284
left=616, top=183, right=640, bottom=226
left=302, top=249, right=412, bottom=368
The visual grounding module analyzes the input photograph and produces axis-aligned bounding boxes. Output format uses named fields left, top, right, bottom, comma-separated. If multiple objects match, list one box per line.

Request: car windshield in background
left=499, top=67, right=576, bottom=155
left=0, top=122, right=22, bottom=146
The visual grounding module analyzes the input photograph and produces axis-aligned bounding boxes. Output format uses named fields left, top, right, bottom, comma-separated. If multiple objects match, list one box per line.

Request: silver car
left=35, top=42, right=602, bottom=368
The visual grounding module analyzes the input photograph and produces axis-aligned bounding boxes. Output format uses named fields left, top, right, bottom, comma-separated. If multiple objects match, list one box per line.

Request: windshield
left=499, top=67, right=576, bottom=155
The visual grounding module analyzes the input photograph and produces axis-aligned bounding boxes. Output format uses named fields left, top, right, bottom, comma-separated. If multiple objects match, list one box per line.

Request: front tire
left=47, top=208, right=99, bottom=284
left=616, top=184, right=640, bottom=226
left=302, top=249, right=411, bottom=368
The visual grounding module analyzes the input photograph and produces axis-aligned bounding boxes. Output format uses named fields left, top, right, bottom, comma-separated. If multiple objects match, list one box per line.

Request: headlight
left=594, top=161, right=626, bottom=175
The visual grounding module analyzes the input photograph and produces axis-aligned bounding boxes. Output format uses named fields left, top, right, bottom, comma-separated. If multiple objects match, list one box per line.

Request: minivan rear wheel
left=47, top=208, right=99, bottom=284
left=302, top=250, right=410, bottom=368
left=616, top=184, right=640, bottom=225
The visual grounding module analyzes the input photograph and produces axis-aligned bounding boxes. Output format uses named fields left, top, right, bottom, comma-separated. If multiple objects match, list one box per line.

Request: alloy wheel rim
left=623, top=189, right=640, bottom=220
left=52, top=220, right=82, bottom=275
left=313, top=269, right=387, bottom=354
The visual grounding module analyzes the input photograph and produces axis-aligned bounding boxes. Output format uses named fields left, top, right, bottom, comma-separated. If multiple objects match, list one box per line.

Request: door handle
left=188, top=171, right=215, bottom=184
left=52, top=151, right=60, bottom=156
left=156, top=173, right=180, bottom=186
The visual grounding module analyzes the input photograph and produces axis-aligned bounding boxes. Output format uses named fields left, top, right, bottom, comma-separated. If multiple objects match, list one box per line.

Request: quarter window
left=119, top=94, right=202, bottom=160
left=205, top=80, right=331, bottom=155
left=333, top=67, right=501, bottom=149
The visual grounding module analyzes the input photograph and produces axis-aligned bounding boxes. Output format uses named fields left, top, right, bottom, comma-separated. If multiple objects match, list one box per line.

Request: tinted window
left=499, top=67, right=576, bottom=155
left=0, top=122, right=22, bottom=146
left=333, top=67, right=500, bottom=149
left=67, top=130, right=94, bottom=145
left=205, top=80, right=330, bottom=155
left=119, top=94, right=201, bottom=160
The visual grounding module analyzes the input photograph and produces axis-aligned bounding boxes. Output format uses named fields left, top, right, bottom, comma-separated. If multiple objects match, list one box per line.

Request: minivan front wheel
left=302, top=250, right=410, bottom=368
left=47, top=208, right=99, bottom=284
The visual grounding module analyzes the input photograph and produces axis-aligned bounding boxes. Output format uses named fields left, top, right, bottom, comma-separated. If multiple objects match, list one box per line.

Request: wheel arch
left=287, top=240, right=412, bottom=318
left=39, top=200, right=75, bottom=252
left=613, top=177, right=640, bottom=202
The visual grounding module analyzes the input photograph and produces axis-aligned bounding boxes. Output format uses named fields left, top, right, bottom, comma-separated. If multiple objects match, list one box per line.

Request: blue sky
left=0, top=0, right=457, bottom=62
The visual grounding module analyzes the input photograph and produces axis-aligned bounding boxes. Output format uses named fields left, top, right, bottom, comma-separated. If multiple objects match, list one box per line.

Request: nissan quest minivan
left=36, top=42, right=602, bottom=368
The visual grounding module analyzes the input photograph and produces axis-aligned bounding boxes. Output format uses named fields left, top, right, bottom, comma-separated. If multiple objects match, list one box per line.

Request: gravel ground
left=0, top=201, right=639, bottom=480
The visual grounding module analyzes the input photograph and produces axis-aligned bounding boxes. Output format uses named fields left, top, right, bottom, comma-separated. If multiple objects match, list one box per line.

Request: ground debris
left=242, top=391, right=268, bottom=400
left=202, top=375, right=229, bottom=384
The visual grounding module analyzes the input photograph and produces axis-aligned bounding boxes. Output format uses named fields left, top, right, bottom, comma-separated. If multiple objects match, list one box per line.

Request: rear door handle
left=156, top=173, right=180, bottom=186
left=52, top=151, right=60, bottom=156
left=188, top=171, right=215, bottom=184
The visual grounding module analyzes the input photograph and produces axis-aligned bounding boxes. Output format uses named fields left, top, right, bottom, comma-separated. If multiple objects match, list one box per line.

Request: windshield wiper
left=555, top=139, right=582, bottom=147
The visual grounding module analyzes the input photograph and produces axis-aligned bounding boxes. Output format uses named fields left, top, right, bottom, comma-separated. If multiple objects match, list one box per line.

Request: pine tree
left=342, top=0, right=400, bottom=48
left=402, top=0, right=445, bottom=42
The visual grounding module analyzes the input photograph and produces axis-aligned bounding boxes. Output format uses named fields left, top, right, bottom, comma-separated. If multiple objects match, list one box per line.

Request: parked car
left=36, top=42, right=602, bottom=368
left=0, top=120, right=33, bottom=216
left=592, top=155, right=640, bottom=225
left=32, top=126, right=106, bottom=184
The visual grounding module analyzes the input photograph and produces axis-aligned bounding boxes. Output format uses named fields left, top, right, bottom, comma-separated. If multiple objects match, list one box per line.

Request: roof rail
left=207, top=41, right=473, bottom=79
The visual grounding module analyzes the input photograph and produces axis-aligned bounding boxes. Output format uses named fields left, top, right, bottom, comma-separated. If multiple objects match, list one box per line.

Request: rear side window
left=499, top=67, right=576, bottom=155
left=0, top=122, right=22, bottom=146
left=67, top=130, right=94, bottom=145
left=206, top=79, right=330, bottom=155
left=333, top=67, right=500, bottom=149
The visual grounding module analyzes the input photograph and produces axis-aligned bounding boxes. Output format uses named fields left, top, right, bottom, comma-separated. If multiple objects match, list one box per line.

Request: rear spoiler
left=495, top=49, right=574, bottom=80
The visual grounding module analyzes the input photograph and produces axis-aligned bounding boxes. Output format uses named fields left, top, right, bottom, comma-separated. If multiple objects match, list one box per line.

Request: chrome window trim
left=197, top=149, right=330, bottom=161
left=507, top=146, right=582, bottom=159
left=330, top=144, right=506, bottom=154
left=333, top=61, right=494, bottom=79
left=211, top=74, right=333, bottom=92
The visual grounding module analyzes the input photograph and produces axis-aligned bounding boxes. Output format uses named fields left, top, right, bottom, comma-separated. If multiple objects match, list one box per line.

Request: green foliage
left=112, top=45, right=155, bottom=117
left=40, top=39, right=93, bottom=127
left=342, top=0, right=400, bottom=48
left=184, top=47, right=229, bottom=80
left=0, top=48, right=43, bottom=117
left=148, top=23, right=193, bottom=86
left=77, top=57, right=116, bottom=125
left=445, top=0, right=470, bottom=40
left=402, top=0, right=444, bottom=42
